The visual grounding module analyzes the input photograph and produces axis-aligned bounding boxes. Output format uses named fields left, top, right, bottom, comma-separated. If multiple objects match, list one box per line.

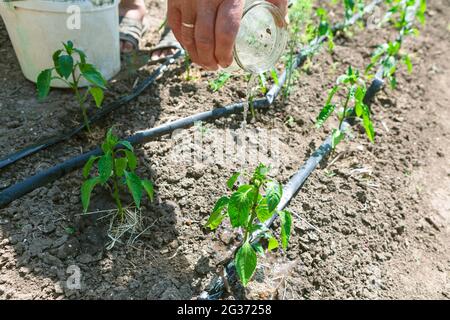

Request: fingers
left=215, top=0, right=244, bottom=68
left=267, top=0, right=288, bottom=17
left=167, top=3, right=182, bottom=41
left=195, top=0, right=219, bottom=70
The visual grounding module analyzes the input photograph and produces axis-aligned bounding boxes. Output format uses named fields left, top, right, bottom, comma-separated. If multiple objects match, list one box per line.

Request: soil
left=0, top=0, right=449, bottom=300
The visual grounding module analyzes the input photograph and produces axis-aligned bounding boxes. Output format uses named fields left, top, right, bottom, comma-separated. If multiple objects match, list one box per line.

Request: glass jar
left=225, top=0, right=288, bottom=74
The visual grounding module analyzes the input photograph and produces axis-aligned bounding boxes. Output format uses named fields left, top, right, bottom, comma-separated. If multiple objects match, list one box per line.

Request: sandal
left=147, top=26, right=182, bottom=62
left=119, top=16, right=149, bottom=52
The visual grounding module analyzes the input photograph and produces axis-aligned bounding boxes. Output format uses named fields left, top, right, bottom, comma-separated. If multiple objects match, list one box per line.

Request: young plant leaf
left=279, top=210, right=292, bottom=250
left=79, top=63, right=107, bottom=89
left=73, top=48, right=87, bottom=64
left=205, top=196, right=229, bottom=230
left=362, top=105, right=375, bottom=143
left=316, top=103, right=336, bottom=128
left=82, top=155, right=99, bottom=179
left=209, top=72, right=231, bottom=92
left=89, top=87, right=104, bottom=108
left=125, top=171, right=143, bottom=209
left=52, top=50, right=62, bottom=68
left=267, top=235, right=279, bottom=251
left=228, top=185, right=256, bottom=227
left=124, top=150, right=138, bottom=171
left=227, top=172, right=241, bottom=190
left=331, top=129, right=345, bottom=148
left=141, top=179, right=154, bottom=202
left=56, top=55, right=74, bottom=79
left=63, top=41, right=74, bottom=54
left=81, top=177, right=100, bottom=213
left=235, top=242, right=257, bottom=287
left=36, top=69, right=53, bottom=100
left=265, top=181, right=282, bottom=213
left=252, top=242, right=265, bottom=257
left=253, top=163, right=269, bottom=181
left=114, top=157, right=128, bottom=177
left=255, top=197, right=271, bottom=222
left=118, top=140, right=133, bottom=152
left=98, top=152, right=113, bottom=184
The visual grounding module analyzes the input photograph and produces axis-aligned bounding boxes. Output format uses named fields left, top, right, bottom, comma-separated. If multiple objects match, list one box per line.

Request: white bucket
left=0, top=0, right=121, bottom=87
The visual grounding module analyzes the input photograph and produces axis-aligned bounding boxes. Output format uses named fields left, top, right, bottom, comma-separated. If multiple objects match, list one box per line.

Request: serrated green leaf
left=82, top=155, right=99, bottom=179
left=37, top=69, right=53, bottom=100
left=141, top=179, right=154, bottom=202
left=98, top=152, right=113, bottom=184
left=228, top=185, right=256, bottom=227
left=125, top=171, right=143, bottom=209
left=266, top=181, right=282, bottom=213
left=235, top=242, right=257, bottom=287
left=227, top=172, right=240, bottom=190
left=279, top=210, right=292, bottom=250
left=89, top=87, right=104, bottom=108
left=81, top=177, right=100, bottom=213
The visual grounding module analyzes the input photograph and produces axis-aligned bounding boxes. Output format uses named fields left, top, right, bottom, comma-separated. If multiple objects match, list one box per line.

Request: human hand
left=167, top=0, right=288, bottom=71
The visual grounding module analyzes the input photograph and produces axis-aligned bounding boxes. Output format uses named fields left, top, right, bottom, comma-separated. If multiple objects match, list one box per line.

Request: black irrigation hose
left=198, top=77, right=384, bottom=300
left=0, top=50, right=184, bottom=170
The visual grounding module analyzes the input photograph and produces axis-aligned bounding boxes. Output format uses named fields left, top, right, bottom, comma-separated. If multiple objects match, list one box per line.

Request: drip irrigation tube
left=0, top=0, right=383, bottom=208
left=0, top=50, right=184, bottom=170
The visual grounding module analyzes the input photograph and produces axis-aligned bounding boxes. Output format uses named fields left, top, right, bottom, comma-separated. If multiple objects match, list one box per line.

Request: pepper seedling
left=366, top=0, right=426, bottom=88
left=81, top=128, right=154, bottom=219
left=36, top=41, right=107, bottom=131
left=205, top=164, right=292, bottom=287
left=316, top=66, right=375, bottom=148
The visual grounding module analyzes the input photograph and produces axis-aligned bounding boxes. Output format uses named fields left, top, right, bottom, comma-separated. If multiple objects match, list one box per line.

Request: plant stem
left=338, top=88, right=352, bottom=130
left=243, top=183, right=261, bottom=243
left=72, top=71, right=91, bottom=132
left=111, top=150, right=124, bottom=220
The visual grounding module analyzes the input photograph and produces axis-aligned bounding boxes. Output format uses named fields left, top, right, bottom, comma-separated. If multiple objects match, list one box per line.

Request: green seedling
left=37, top=41, right=107, bottom=131
left=366, top=0, right=426, bottom=88
left=283, top=0, right=313, bottom=98
left=209, top=72, right=232, bottom=92
left=81, top=128, right=154, bottom=219
left=184, top=53, right=193, bottom=81
left=316, top=66, right=375, bottom=148
left=343, top=0, right=365, bottom=22
left=205, top=164, right=292, bottom=287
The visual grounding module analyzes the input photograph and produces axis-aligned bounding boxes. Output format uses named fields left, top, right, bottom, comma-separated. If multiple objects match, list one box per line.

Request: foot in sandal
left=119, top=0, right=181, bottom=60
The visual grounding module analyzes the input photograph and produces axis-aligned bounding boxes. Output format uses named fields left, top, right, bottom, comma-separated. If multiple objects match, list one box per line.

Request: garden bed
left=0, top=0, right=449, bottom=299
